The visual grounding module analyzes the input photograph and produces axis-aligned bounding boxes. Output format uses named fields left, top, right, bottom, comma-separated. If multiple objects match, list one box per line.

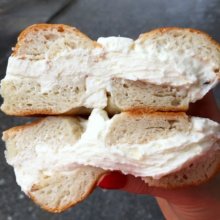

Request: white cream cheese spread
left=6, top=109, right=220, bottom=192
left=4, top=36, right=219, bottom=109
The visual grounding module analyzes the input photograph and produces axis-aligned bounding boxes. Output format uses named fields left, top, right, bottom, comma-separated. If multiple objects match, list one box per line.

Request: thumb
left=97, top=171, right=174, bottom=196
left=97, top=171, right=220, bottom=207
left=97, top=171, right=202, bottom=204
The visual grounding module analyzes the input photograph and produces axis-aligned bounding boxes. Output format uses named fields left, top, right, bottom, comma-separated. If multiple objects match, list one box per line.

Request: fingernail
left=98, top=171, right=127, bottom=189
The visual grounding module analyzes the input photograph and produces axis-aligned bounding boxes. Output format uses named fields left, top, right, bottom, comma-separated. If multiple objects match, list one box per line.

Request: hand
left=97, top=92, right=220, bottom=220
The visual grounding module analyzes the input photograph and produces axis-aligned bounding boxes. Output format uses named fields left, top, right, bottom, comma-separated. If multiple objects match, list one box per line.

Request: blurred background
left=0, top=0, right=220, bottom=219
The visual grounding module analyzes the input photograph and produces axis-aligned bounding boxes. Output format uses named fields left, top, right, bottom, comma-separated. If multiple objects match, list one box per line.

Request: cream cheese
left=6, top=109, right=220, bottom=192
left=4, top=36, right=219, bottom=108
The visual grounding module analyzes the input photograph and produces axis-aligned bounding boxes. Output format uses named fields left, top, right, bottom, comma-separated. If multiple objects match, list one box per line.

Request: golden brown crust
left=13, top=23, right=101, bottom=56
left=145, top=150, right=220, bottom=189
left=3, top=114, right=77, bottom=140
left=125, top=109, right=187, bottom=118
left=2, top=118, right=46, bottom=140
left=3, top=106, right=92, bottom=117
left=139, top=27, right=220, bottom=79
left=13, top=24, right=220, bottom=61
left=28, top=170, right=106, bottom=213
left=3, top=114, right=85, bottom=140
left=124, top=107, right=188, bottom=115
left=184, top=163, right=220, bottom=189
left=156, top=161, right=220, bottom=190
left=3, top=108, right=56, bottom=116
left=15, top=25, right=220, bottom=54
left=145, top=166, right=220, bottom=191
left=4, top=106, right=188, bottom=117
left=139, top=27, right=220, bottom=51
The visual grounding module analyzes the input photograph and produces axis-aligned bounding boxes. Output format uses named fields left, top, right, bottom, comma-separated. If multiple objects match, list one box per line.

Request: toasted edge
left=143, top=150, right=220, bottom=189
left=28, top=169, right=106, bottom=213
left=12, top=23, right=101, bottom=56
left=139, top=27, right=220, bottom=79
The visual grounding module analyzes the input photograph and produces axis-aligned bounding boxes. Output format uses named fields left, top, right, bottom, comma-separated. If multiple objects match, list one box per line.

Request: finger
left=97, top=171, right=127, bottom=189
left=120, top=179, right=197, bottom=203
left=97, top=171, right=150, bottom=194
left=97, top=171, right=219, bottom=203
left=97, top=171, right=177, bottom=196
left=97, top=171, right=198, bottom=198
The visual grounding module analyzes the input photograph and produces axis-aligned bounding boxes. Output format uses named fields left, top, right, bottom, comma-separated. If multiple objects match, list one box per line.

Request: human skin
left=98, top=92, right=220, bottom=220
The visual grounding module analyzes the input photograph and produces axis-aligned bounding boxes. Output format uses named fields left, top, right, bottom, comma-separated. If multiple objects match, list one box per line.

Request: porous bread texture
left=13, top=24, right=220, bottom=67
left=106, top=111, right=190, bottom=146
left=3, top=116, right=83, bottom=160
left=138, top=27, right=220, bottom=71
left=1, top=78, right=190, bottom=116
left=142, top=149, right=220, bottom=188
left=1, top=78, right=87, bottom=116
left=3, top=116, right=105, bottom=213
left=29, top=167, right=105, bottom=213
left=3, top=112, right=220, bottom=212
left=107, top=78, right=189, bottom=114
left=1, top=24, right=220, bottom=115
left=13, top=24, right=99, bottom=59
left=3, top=111, right=190, bottom=167
left=2, top=24, right=220, bottom=212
